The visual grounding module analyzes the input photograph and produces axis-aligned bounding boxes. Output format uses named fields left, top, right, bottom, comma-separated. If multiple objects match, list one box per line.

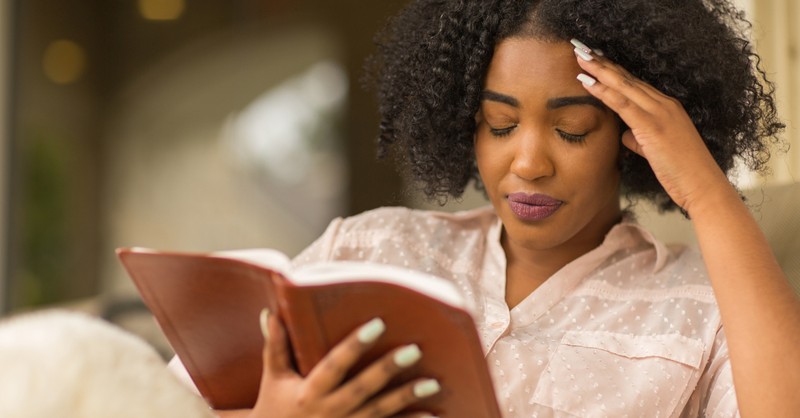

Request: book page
left=213, top=248, right=293, bottom=274
left=292, top=261, right=465, bottom=308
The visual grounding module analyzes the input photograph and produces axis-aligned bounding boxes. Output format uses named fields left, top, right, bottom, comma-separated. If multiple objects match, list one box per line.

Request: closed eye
left=557, top=129, right=587, bottom=144
left=490, top=125, right=516, bottom=137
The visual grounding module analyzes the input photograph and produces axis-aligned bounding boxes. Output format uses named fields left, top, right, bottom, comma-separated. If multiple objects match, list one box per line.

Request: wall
left=101, top=25, right=349, bottom=297
left=751, top=0, right=800, bottom=184
left=0, top=0, right=11, bottom=311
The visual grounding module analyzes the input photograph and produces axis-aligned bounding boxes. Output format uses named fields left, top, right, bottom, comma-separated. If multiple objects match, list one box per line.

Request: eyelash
left=556, top=129, right=588, bottom=144
left=489, top=126, right=515, bottom=137
left=488, top=126, right=588, bottom=144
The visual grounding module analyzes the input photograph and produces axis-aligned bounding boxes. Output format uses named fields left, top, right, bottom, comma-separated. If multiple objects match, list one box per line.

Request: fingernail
left=413, top=379, right=441, bottom=398
left=577, top=73, right=597, bottom=87
left=420, top=415, right=440, bottom=418
left=574, top=47, right=593, bottom=61
left=570, top=38, right=592, bottom=54
left=593, top=48, right=605, bottom=56
left=259, top=308, right=270, bottom=339
left=357, top=318, right=386, bottom=344
left=394, top=344, right=422, bottom=368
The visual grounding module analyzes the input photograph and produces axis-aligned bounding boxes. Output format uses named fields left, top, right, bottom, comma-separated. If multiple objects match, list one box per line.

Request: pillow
left=0, top=310, right=213, bottom=418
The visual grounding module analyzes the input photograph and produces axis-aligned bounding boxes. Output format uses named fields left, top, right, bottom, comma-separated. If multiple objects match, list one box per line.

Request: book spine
left=273, top=275, right=330, bottom=376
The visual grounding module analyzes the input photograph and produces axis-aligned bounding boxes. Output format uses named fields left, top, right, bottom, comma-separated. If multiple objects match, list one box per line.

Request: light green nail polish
left=413, top=379, right=441, bottom=398
left=570, top=38, right=592, bottom=53
left=574, top=47, right=593, bottom=61
left=357, top=318, right=385, bottom=344
left=259, top=308, right=270, bottom=339
left=577, top=73, right=597, bottom=87
left=394, top=344, right=422, bottom=368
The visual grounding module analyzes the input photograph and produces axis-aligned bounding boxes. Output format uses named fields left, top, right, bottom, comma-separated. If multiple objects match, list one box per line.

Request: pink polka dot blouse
left=293, top=206, right=739, bottom=417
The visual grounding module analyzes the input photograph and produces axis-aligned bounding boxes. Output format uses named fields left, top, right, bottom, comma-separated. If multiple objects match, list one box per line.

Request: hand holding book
left=227, top=311, right=442, bottom=418
left=117, top=247, right=501, bottom=417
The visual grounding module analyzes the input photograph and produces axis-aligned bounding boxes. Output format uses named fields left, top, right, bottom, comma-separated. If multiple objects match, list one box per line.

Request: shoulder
left=583, top=222, right=719, bottom=315
left=608, top=220, right=712, bottom=288
left=335, top=205, right=497, bottom=237
left=294, top=207, right=497, bottom=267
left=648, top=240, right=710, bottom=288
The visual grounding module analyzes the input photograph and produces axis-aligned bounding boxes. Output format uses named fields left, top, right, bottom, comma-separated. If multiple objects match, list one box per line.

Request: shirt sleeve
left=291, top=216, right=344, bottom=267
left=684, top=326, right=740, bottom=417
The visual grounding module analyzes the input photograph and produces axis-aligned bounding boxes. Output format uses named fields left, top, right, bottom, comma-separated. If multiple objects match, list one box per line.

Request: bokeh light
left=138, top=0, right=186, bottom=21
left=42, top=40, right=86, bottom=85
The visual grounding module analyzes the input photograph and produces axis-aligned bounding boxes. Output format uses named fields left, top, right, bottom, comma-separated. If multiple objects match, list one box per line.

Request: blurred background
left=0, top=0, right=796, bottom=356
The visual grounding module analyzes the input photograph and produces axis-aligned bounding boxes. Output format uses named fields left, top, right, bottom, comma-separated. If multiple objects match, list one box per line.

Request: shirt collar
left=608, top=214, right=670, bottom=273
left=487, top=210, right=670, bottom=274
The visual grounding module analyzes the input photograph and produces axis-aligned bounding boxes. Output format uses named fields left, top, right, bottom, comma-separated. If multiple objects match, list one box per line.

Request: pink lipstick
left=507, top=193, right=563, bottom=221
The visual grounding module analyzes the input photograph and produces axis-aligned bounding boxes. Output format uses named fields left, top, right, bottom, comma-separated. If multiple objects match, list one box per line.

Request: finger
left=261, top=308, right=293, bottom=375
left=621, top=130, right=644, bottom=157
left=594, top=56, right=663, bottom=99
left=571, top=41, right=663, bottom=99
left=328, top=343, right=424, bottom=412
left=570, top=39, right=668, bottom=108
left=350, top=377, right=442, bottom=418
left=305, top=317, right=386, bottom=395
left=577, top=73, right=655, bottom=129
left=574, top=53, right=661, bottom=111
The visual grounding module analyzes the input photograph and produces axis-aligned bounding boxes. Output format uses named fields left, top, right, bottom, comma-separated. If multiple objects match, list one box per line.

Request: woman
left=216, top=0, right=800, bottom=416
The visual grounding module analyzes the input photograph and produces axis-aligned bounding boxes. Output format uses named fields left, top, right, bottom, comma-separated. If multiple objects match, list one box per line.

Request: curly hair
left=366, top=0, right=784, bottom=211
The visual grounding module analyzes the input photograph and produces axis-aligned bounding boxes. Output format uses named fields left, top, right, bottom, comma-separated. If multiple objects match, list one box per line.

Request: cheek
left=565, top=138, right=621, bottom=186
left=473, top=135, right=492, bottom=176
left=587, top=147, right=622, bottom=191
left=473, top=136, right=504, bottom=195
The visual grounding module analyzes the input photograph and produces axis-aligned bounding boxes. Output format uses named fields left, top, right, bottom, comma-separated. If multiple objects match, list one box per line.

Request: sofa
left=634, top=181, right=800, bottom=296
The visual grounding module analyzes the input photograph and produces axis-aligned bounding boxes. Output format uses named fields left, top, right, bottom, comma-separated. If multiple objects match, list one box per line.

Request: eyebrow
left=481, top=89, right=606, bottom=111
left=481, top=90, right=519, bottom=107
left=546, top=95, right=606, bottom=111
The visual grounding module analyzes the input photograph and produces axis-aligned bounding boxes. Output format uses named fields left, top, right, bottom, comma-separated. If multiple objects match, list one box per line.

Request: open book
left=117, top=247, right=501, bottom=417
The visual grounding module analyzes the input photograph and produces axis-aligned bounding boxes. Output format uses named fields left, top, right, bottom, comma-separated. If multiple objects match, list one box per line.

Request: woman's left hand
left=571, top=40, right=731, bottom=215
left=572, top=40, right=800, bottom=418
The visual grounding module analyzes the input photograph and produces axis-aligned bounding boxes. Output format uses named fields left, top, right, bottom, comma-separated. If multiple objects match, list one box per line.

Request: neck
left=501, top=208, right=623, bottom=308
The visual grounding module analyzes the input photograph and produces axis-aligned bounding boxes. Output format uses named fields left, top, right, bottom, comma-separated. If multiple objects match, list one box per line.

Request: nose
left=509, top=129, right=555, bottom=181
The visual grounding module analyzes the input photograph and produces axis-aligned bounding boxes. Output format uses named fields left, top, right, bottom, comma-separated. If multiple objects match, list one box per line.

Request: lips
left=507, top=192, right=563, bottom=221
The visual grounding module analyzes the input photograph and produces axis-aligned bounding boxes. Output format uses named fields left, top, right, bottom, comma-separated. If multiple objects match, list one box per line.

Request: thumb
left=620, top=129, right=644, bottom=158
left=259, top=308, right=294, bottom=376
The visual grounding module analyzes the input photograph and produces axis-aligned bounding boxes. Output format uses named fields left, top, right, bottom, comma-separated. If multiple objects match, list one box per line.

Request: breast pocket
left=531, top=331, right=705, bottom=417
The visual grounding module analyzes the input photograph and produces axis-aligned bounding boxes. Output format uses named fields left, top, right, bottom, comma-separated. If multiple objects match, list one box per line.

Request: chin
left=504, top=218, right=572, bottom=248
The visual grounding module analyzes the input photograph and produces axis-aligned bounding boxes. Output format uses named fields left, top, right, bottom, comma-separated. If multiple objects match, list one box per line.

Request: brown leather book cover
left=117, top=247, right=501, bottom=417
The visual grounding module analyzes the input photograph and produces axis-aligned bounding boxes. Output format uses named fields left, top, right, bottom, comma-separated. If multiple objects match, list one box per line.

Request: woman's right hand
left=226, top=310, right=440, bottom=418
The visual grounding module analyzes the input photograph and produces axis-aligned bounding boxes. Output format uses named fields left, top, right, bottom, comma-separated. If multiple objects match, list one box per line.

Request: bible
left=116, top=247, right=501, bottom=417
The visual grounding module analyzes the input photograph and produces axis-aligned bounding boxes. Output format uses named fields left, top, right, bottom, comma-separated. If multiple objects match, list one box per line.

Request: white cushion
left=0, top=310, right=214, bottom=418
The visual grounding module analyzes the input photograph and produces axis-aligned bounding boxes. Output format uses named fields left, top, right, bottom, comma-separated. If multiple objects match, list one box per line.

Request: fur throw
left=0, top=309, right=213, bottom=418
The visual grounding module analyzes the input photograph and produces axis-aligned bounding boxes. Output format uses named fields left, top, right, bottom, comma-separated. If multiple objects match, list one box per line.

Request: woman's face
left=475, top=37, right=622, bottom=253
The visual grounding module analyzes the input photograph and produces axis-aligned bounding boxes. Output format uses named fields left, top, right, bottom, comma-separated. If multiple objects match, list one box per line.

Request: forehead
left=485, top=37, right=586, bottom=100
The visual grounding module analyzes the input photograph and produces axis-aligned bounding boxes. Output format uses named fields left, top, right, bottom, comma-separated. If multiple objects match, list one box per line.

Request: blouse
left=292, top=206, right=740, bottom=418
